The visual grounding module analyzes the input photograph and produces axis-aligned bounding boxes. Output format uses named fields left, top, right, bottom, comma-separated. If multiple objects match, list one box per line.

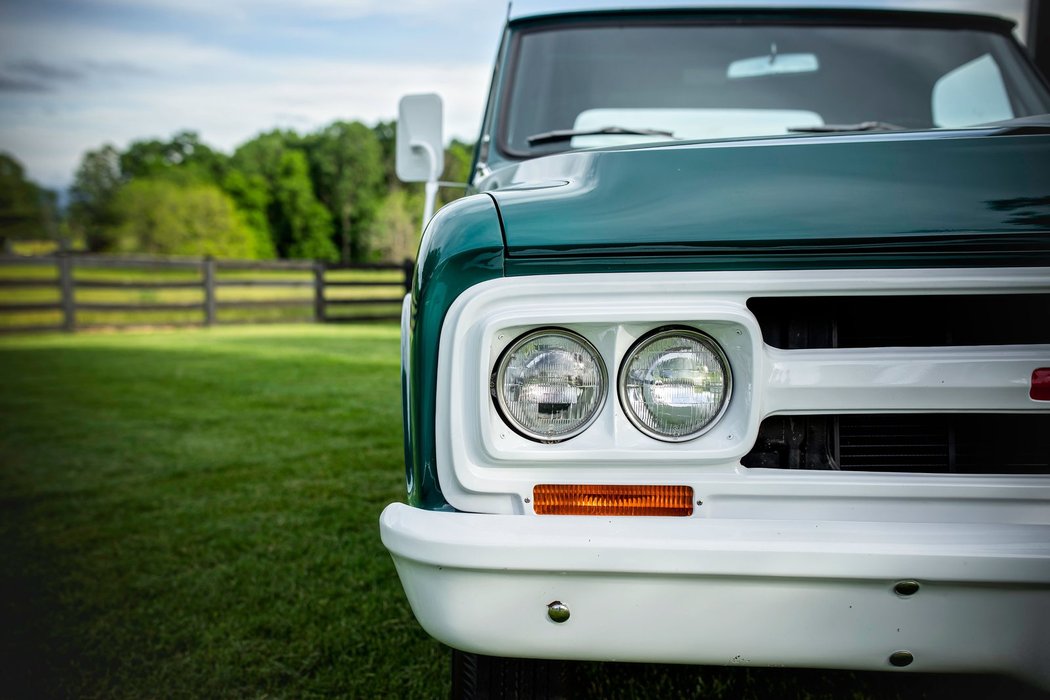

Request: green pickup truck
left=381, top=2, right=1050, bottom=696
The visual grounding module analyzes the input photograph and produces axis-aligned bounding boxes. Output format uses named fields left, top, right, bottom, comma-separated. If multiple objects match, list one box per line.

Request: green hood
left=486, top=130, right=1050, bottom=262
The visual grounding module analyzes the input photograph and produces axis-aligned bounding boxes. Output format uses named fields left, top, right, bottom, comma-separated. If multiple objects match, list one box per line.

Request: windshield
left=498, top=18, right=1050, bottom=157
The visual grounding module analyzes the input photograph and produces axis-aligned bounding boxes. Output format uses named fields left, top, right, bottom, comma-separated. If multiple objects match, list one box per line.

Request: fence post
left=58, top=253, right=76, bottom=333
left=203, top=256, right=217, bottom=326
left=402, top=258, right=414, bottom=296
left=313, top=262, right=326, bottom=323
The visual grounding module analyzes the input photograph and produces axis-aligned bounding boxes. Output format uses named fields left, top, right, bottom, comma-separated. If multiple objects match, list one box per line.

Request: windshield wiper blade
left=976, top=113, right=1050, bottom=135
left=788, top=121, right=905, bottom=133
left=526, top=126, right=676, bottom=146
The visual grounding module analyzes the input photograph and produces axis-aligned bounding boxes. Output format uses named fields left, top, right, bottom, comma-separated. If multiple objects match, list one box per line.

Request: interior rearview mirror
left=728, top=50, right=818, bottom=79
left=396, top=93, right=444, bottom=183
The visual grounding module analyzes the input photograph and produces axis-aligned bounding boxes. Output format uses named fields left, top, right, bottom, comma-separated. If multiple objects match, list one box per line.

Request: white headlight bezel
left=435, top=273, right=766, bottom=514
left=492, top=327, right=608, bottom=443
left=618, top=326, right=733, bottom=442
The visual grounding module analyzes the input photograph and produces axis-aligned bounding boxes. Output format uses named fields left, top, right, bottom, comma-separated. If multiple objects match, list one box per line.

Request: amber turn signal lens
left=533, top=484, right=693, bottom=516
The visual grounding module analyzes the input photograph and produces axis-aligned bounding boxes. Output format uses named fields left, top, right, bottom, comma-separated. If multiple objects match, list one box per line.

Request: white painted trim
left=382, top=502, right=1050, bottom=582
left=381, top=502, right=1050, bottom=689
left=434, top=267, right=1050, bottom=514
left=765, top=345, right=1050, bottom=414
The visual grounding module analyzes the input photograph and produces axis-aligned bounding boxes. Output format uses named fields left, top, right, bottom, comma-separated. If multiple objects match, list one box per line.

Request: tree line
left=0, top=122, right=473, bottom=262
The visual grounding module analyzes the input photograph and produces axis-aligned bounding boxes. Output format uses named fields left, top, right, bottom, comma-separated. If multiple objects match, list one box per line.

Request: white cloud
left=0, top=18, right=492, bottom=188
left=1, top=20, right=248, bottom=74
left=95, top=0, right=494, bottom=22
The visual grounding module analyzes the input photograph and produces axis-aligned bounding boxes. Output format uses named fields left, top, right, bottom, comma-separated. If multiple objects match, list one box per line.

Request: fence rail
left=0, top=253, right=413, bottom=333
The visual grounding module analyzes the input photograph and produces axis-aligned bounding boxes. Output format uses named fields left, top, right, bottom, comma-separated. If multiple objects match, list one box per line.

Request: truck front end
left=382, top=3, right=1050, bottom=693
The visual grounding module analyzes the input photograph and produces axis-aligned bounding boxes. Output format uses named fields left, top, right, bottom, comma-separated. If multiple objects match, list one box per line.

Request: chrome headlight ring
left=491, top=327, right=608, bottom=443
left=618, top=326, right=732, bottom=442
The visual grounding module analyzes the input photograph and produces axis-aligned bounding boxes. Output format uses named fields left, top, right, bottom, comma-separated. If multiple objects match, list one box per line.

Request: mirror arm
left=411, top=140, right=441, bottom=231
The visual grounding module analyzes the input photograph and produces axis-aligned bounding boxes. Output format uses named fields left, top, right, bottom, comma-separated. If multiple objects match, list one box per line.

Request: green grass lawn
left=0, top=326, right=1035, bottom=699
left=0, top=325, right=443, bottom=698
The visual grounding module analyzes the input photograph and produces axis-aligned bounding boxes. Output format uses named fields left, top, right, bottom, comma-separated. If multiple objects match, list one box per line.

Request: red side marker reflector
left=533, top=484, right=693, bottom=516
left=1033, top=368, right=1050, bottom=401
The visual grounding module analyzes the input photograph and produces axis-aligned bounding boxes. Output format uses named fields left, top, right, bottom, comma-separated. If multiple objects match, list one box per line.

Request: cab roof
left=506, top=0, right=1015, bottom=28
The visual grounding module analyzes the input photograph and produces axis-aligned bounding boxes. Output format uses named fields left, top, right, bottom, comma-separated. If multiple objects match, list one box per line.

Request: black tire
left=451, top=650, right=570, bottom=700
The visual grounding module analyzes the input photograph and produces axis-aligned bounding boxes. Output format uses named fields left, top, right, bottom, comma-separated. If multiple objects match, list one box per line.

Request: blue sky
left=0, top=0, right=1027, bottom=191
left=0, top=0, right=507, bottom=190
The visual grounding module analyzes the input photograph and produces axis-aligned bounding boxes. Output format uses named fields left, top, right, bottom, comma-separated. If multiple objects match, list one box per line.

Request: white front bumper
left=380, top=502, right=1050, bottom=688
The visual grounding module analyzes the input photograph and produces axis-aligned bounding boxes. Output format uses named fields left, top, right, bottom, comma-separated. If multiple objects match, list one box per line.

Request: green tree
left=273, top=151, right=337, bottom=261
left=0, top=153, right=58, bottom=244
left=222, top=170, right=276, bottom=259
left=231, top=130, right=303, bottom=184
left=62, top=121, right=470, bottom=262
left=443, top=139, right=473, bottom=186
left=107, top=179, right=257, bottom=258
left=232, top=130, right=336, bottom=259
left=373, top=120, right=398, bottom=189
left=69, top=144, right=123, bottom=251
left=367, top=188, right=422, bottom=263
left=120, top=131, right=229, bottom=184
left=304, top=121, right=385, bottom=262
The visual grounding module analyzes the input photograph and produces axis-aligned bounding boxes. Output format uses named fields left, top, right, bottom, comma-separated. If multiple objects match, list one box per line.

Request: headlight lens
left=494, top=329, right=606, bottom=442
left=619, top=328, right=731, bottom=442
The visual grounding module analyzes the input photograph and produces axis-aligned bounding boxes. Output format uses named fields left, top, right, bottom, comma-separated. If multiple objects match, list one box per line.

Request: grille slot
left=748, top=294, right=1050, bottom=349
left=743, top=415, right=1050, bottom=474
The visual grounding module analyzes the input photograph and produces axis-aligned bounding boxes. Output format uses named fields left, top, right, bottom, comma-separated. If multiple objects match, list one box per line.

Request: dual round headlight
left=492, top=329, right=607, bottom=442
left=492, top=327, right=731, bottom=443
left=618, top=328, right=732, bottom=441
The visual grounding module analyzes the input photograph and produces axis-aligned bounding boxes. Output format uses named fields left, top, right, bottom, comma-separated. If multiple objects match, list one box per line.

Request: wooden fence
left=0, top=254, right=413, bottom=333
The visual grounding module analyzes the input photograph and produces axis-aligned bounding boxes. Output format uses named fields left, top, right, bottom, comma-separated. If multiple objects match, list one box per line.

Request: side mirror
left=397, top=93, right=445, bottom=231
left=396, top=94, right=444, bottom=183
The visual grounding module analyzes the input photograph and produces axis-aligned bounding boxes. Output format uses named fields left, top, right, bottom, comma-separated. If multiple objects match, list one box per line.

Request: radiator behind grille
left=838, top=416, right=950, bottom=472
left=743, top=415, right=1050, bottom=474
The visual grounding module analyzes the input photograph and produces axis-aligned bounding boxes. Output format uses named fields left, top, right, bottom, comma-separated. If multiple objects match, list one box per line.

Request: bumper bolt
left=894, top=580, right=920, bottom=597
left=547, top=601, right=570, bottom=623
left=889, top=651, right=914, bottom=667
